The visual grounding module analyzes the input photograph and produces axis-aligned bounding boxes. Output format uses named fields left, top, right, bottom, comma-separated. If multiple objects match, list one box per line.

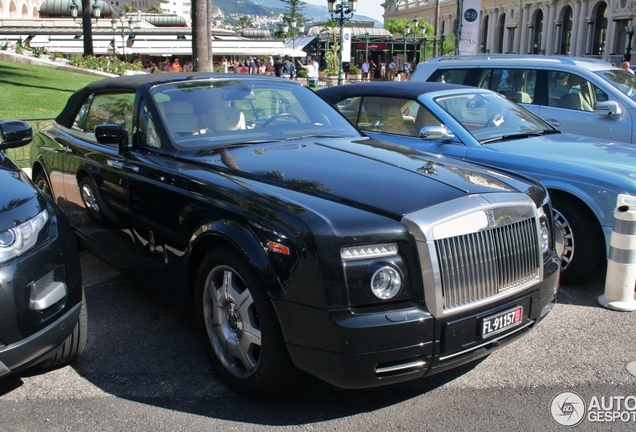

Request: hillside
left=215, top=0, right=382, bottom=26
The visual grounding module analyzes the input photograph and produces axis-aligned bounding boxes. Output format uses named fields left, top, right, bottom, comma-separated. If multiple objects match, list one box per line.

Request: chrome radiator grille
left=435, top=217, right=541, bottom=311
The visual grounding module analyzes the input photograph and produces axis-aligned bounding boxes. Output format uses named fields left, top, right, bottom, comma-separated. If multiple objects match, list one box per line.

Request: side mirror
left=0, top=120, right=33, bottom=150
left=95, top=124, right=130, bottom=154
left=594, top=101, right=622, bottom=117
left=419, top=125, right=455, bottom=140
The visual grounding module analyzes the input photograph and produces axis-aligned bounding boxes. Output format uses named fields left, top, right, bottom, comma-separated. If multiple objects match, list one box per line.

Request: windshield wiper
left=285, top=134, right=346, bottom=140
left=480, top=129, right=561, bottom=144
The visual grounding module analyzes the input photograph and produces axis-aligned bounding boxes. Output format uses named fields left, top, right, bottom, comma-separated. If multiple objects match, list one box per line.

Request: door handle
left=107, top=159, right=139, bottom=172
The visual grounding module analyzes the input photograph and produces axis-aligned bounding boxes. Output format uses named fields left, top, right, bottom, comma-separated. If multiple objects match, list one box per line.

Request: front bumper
left=0, top=302, right=81, bottom=377
left=275, top=256, right=559, bottom=389
left=0, top=205, right=82, bottom=377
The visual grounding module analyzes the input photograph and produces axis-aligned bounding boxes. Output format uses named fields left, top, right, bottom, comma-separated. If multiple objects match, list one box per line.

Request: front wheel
left=39, top=290, right=88, bottom=369
left=552, top=196, right=605, bottom=283
left=194, top=247, right=295, bottom=396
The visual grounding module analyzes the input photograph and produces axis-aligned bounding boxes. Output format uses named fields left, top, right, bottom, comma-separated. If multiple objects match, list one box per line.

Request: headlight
left=0, top=209, right=48, bottom=263
left=540, top=220, right=550, bottom=254
left=371, top=266, right=402, bottom=300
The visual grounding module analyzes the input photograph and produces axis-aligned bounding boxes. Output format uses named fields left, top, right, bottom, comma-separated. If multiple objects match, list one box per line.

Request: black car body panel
left=30, top=74, right=559, bottom=392
left=0, top=121, right=84, bottom=377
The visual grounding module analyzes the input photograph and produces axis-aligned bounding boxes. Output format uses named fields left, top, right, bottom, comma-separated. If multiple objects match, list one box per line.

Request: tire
left=552, top=196, right=605, bottom=283
left=34, top=171, right=52, bottom=198
left=79, top=176, right=121, bottom=225
left=194, top=247, right=295, bottom=396
left=39, top=291, right=88, bottom=369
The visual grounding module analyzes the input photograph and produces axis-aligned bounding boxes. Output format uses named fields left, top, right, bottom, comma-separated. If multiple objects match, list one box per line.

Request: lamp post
left=364, top=31, right=369, bottom=63
left=70, top=0, right=101, bottom=56
left=403, top=24, right=410, bottom=74
left=111, top=12, right=141, bottom=68
left=327, top=0, right=357, bottom=86
left=422, top=37, right=428, bottom=61
left=283, top=19, right=304, bottom=57
left=624, top=23, right=635, bottom=63
left=412, top=17, right=419, bottom=64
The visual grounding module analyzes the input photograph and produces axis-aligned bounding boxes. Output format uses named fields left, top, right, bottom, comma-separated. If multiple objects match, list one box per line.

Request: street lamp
left=283, top=19, right=304, bottom=55
left=624, top=23, right=635, bottom=63
left=412, top=17, right=419, bottom=64
left=70, top=0, right=101, bottom=56
left=111, top=12, right=141, bottom=67
left=327, top=0, right=357, bottom=85
left=403, top=24, right=410, bottom=74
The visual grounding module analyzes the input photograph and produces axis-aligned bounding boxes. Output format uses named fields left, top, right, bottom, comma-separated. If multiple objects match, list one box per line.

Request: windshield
left=433, top=91, right=556, bottom=143
left=150, top=79, right=359, bottom=150
left=594, top=69, right=636, bottom=102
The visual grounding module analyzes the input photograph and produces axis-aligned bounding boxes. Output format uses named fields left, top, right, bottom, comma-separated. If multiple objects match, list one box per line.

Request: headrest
left=161, top=101, right=194, bottom=115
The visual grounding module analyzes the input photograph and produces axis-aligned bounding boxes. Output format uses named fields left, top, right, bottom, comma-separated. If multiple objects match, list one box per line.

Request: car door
left=60, top=91, right=137, bottom=266
left=537, top=70, right=633, bottom=143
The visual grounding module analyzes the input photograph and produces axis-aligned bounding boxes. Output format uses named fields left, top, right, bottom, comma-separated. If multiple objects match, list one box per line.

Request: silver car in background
left=411, top=55, right=636, bottom=144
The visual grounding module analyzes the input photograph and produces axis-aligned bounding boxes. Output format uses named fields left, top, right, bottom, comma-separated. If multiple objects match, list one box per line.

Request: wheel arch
left=187, top=219, right=282, bottom=303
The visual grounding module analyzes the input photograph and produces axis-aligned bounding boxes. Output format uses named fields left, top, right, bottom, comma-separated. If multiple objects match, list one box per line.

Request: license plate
left=481, top=306, right=523, bottom=338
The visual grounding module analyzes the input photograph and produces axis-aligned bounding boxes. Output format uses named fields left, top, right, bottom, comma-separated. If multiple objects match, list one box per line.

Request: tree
left=236, top=16, right=253, bottom=30
left=121, top=3, right=137, bottom=13
left=279, top=0, right=307, bottom=29
left=80, top=0, right=95, bottom=56
left=146, top=5, right=162, bottom=14
left=192, top=0, right=211, bottom=71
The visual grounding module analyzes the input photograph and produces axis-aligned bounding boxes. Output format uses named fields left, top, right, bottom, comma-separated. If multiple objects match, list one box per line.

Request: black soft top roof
left=316, top=81, right=471, bottom=103
left=55, top=73, right=296, bottom=127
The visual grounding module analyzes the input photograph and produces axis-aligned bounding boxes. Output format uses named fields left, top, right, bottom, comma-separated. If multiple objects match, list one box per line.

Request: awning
left=10, top=33, right=306, bottom=57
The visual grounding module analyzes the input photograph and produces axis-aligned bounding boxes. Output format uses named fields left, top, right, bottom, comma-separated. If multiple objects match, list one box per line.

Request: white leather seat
left=208, top=107, right=246, bottom=131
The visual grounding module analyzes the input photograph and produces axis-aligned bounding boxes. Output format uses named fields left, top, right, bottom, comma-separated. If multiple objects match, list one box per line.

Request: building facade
left=384, top=0, right=636, bottom=65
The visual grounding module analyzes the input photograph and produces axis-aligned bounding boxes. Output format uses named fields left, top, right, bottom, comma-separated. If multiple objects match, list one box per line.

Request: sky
left=304, top=0, right=385, bottom=23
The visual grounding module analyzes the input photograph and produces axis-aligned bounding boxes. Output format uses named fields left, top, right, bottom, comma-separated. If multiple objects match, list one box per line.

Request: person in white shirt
left=361, top=58, right=370, bottom=81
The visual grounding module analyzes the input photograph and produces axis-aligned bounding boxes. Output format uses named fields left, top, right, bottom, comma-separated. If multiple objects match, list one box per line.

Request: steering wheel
left=484, top=113, right=505, bottom=128
left=261, top=112, right=301, bottom=127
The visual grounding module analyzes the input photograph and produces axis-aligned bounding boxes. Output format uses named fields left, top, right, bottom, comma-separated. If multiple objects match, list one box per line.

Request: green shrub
left=348, top=66, right=360, bottom=75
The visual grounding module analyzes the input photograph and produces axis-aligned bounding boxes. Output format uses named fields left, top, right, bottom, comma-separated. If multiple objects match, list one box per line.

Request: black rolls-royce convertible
left=29, top=73, right=560, bottom=395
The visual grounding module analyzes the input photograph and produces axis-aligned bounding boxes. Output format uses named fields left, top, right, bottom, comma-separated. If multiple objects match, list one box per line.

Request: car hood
left=182, top=137, right=543, bottom=217
left=0, top=159, right=44, bottom=230
left=487, top=133, right=636, bottom=175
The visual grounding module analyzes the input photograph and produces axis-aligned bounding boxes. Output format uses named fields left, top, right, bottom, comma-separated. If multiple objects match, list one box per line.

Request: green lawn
left=1, top=59, right=105, bottom=166
left=0, top=60, right=103, bottom=120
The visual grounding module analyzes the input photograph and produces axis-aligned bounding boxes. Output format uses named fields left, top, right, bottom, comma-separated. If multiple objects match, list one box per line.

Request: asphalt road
left=1, top=251, right=635, bottom=431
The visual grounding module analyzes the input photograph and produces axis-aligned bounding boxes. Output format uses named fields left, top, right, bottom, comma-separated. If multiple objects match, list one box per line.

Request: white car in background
left=411, top=55, right=636, bottom=144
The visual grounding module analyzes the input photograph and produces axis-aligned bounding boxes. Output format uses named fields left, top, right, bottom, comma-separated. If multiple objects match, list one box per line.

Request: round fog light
left=371, top=266, right=402, bottom=299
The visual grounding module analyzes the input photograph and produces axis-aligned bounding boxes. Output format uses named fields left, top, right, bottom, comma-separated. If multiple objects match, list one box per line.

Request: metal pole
left=338, top=18, right=345, bottom=85
left=365, top=32, right=369, bottom=62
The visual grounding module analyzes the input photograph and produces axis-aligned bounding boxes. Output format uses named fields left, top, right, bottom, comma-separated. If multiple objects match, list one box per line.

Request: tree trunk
left=192, top=0, right=211, bottom=71
left=81, top=0, right=94, bottom=56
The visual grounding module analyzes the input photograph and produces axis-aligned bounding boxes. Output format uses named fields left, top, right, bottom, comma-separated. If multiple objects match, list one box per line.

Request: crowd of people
left=359, top=57, right=413, bottom=81
left=137, top=54, right=416, bottom=85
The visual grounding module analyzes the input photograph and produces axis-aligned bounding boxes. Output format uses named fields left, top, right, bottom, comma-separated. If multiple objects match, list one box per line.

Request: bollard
left=598, top=194, right=636, bottom=311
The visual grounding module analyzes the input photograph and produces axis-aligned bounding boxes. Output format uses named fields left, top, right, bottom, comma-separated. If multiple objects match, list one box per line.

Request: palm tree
left=192, top=0, right=211, bottom=71
left=236, top=16, right=253, bottom=30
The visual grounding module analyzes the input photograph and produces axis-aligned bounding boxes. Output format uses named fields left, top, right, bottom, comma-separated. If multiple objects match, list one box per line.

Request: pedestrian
left=171, top=57, right=181, bottom=72
left=221, top=57, right=228, bottom=73
left=361, top=58, right=370, bottom=81
left=281, top=55, right=295, bottom=79
left=387, top=58, right=397, bottom=81
left=621, top=61, right=635, bottom=73
left=297, top=58, right=317, bottom=86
